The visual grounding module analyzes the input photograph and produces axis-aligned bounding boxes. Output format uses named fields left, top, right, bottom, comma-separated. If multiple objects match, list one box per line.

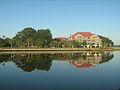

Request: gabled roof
left=78, top=63, right=93, bottom=68
left=71, top=32, right=94, bottom=39
left=71, top=62, right=93, bottom=68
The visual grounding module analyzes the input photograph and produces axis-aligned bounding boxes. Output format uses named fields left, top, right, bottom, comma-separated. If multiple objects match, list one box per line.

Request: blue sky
left=0, top=0, right=120, bottom=44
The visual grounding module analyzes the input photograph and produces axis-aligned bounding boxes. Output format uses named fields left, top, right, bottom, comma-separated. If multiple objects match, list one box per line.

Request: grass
left=0, top=47, right=120, bottom=51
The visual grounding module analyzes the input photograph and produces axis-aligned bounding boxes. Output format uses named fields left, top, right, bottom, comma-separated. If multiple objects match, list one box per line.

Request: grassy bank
left=0, top=47, right=120, bottom=52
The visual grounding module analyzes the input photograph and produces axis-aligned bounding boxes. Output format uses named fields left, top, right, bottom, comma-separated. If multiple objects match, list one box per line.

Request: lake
left=0, top=51, right=120, bottom=90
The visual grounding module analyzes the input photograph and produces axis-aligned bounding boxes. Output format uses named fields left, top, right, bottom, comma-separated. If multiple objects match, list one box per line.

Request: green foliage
left=59, top=40, right=71, bottom=48
left=50, top=40, right=84, bottom=48
left=99, top=35, right=114, bottom=47
left=33, top=29, right=52, bottom=48
left=70, top=40, right=83, bottom=48
left=5, top=38, right=13, bottom=47
left=13, top=27, right=36, bottom=47
left=0, top=37, right=13, bottom=47
left=49, top=40, right=60, bottom=48
left=0, top=37, right=5, bottom=47
left=0, top=27, right=114, bottom=48
left=12, top=27, right=52, bottom=48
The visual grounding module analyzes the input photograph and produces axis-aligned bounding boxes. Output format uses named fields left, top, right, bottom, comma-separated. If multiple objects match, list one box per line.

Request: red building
left=68, top=32, right=102, bottom=48
left=53, top=37, right=67, bottom=41
left=70, top=32, right=93, bottom=39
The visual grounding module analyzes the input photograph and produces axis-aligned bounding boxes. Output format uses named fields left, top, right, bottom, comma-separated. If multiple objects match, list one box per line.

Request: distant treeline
left=114, top=45, right=120, bottom=47
left=0, top=27, right=114, bottom=48
left=0, top=27, right=52, bottom=48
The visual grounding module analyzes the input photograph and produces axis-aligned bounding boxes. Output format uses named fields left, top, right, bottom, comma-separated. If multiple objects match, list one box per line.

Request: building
left=53, top=37, right=67, bottom=41
left=68, top=32, right=102, bottom=48
left=68, top=52, right=103, bottom=68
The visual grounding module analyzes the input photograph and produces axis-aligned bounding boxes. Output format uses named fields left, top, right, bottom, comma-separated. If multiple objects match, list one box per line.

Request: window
left=77, top=36, right=82, bottom=39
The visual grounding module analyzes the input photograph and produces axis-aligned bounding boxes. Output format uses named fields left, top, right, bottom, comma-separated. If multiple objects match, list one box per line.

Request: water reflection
left=0, top=51, right=114, bottom=72
left=0, top=53, right=52, bottom=72
left=68, top=52, right=114, bottom=68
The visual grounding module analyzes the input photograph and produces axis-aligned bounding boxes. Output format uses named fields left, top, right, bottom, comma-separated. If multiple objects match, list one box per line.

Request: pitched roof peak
left=72, top=32, right=94, bottom=38
left=76, top=32, right=93, bottom=35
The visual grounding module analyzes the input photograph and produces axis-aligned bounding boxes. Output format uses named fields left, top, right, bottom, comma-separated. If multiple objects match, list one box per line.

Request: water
left=0, top=51, right=120, bottom=90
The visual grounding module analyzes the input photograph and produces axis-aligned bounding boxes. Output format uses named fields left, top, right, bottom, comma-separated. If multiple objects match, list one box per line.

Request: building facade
left=68, top=32, right=102, bottom=48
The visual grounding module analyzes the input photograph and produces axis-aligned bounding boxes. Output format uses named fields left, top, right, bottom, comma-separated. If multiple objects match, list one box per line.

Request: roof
left=53, top=37, right=67, bottom=40
left=69, top=61, right=93, bottom=68
left=78, top=63, right=93, bottom=68
left=72, top=62, right=93, bottom=68
left=71, top=32, right=94, bottom=39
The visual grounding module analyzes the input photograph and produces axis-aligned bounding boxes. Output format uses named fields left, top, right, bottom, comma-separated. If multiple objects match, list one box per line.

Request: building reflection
left=0, top=51, right=114, bottom=72
left=68, top=52, right=114, bottom=68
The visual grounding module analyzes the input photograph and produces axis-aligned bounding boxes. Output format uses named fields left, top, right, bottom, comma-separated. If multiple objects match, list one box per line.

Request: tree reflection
left=0, top=53, right=52, bottom=72
left=0, top=51, right=114, bottom=71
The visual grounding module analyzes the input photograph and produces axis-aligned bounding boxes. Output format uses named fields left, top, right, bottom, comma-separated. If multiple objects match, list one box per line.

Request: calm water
left=0, top=51, right=120, bottom=90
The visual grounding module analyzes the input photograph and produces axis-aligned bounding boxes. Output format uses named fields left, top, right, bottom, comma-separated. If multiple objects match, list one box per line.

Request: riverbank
left=0, top=47, right=120, bottom=52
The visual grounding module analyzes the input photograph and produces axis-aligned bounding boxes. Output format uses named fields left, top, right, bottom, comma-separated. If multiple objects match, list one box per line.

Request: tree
left=13, top=27, right=36, bottom=47
left=59, top=40, right=70, bottom=48
left=70, top=40, right=81, bottom=48
left=0, top=37, right=5, bottom=47
left=49, top=40, right=61, bottom=48
left=12, top=27, right=52, bottom=48
left=33, top=29, right=52, bottom=48
left=99, top=35, right=114, bottom=47
left=4, top=38, right=13, bottom=48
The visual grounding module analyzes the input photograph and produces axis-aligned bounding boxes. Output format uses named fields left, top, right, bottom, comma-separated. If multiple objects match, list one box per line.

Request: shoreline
left=0, top=47, right=120, bottom=52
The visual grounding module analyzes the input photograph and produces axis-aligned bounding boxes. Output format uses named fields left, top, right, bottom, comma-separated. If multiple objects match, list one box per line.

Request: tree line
left=0, top=27, right=114, bottom=48
left=0, top=27, right=52, bottom=48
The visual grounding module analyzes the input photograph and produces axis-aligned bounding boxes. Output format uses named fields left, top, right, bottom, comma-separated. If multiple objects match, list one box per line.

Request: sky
left=0, top=0, right=120, bottom=45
